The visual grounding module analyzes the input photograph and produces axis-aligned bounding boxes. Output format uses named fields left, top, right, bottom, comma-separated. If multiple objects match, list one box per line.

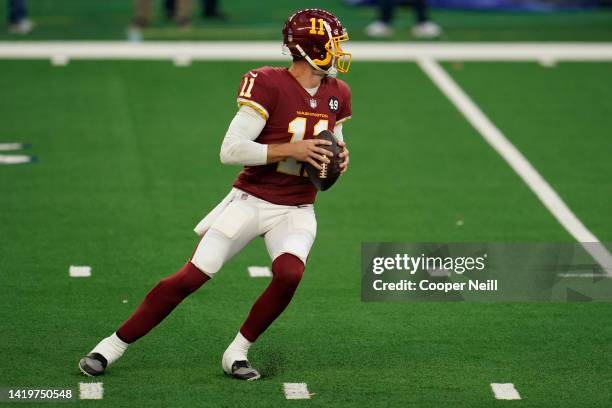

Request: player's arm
left=219, top=106, right=332, bottom=170
left=335, top=81, right=352, bottom=174
left=220, top=106, right=268, bottom=165
left=334, top=123, right=350, bottom=174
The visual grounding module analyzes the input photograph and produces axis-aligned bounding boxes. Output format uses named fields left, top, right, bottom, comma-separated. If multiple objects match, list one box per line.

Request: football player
left=79, top=8, right=352, bottom=381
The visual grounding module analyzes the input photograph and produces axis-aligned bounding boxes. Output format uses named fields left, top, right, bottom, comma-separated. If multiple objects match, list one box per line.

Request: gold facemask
left=312, top=32, right=352, bottom=73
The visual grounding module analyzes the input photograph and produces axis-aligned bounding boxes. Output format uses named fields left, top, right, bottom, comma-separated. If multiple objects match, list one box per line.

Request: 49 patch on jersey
left=328, top=96, right=339, bottom=112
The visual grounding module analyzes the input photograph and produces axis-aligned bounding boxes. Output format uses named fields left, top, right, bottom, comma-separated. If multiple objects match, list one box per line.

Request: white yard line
left=491, top=383, right=521, bottom=400
left=0, top=42, right=612, bottom=61
left=248, top=266, right=272, bottom=278
left=69, top=265, right=92, bottom=277
left=417, top=57, right=612, bottom=276
left=0, top=143, right=26, bottom=151
left=283, top=383, right=311, bottom=400
left=0, top=155, right=33, bottom=165
left=79, top=382, right=103, bottom=400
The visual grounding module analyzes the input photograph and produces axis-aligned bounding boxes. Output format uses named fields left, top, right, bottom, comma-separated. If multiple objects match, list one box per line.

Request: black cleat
left=225, top=360, right=261, bottom=381
left=79, top=353, right=107, bottom=377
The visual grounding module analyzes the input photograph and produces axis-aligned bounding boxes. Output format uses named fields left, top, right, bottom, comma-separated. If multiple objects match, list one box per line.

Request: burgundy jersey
left=233, top=66, right=352, bottom=206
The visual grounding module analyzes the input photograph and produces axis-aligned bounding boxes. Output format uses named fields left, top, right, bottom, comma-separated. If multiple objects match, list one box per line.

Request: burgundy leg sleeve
left=240, top=253, right=305, bottom=342
left=116, top=262, right=209, bottom=343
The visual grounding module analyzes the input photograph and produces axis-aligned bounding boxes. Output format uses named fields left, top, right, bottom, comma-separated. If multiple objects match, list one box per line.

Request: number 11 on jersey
left=239, top=77, right=255, bottom=98
left=277, top=117, right=328, bottom=176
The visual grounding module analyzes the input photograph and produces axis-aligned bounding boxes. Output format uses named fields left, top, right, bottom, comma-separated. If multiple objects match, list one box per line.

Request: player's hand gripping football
left=338, top=140, right=349, bottom=174
left=268, top=139, right=333, bottom=170
left=291, top=139, right=334, bottom=170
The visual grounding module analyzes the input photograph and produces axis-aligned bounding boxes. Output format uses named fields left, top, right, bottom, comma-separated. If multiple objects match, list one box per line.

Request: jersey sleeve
left=336, top=80, right=352, bottom=124
left=236, top=69, right=276, bottom=121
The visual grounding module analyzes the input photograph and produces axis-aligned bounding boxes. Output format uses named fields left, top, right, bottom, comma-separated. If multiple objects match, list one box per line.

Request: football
left=305, top=129, right=342, bottom=191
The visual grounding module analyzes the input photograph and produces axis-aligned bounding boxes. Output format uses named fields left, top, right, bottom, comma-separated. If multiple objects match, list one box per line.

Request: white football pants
left=191, top=188, right=317, bottom=277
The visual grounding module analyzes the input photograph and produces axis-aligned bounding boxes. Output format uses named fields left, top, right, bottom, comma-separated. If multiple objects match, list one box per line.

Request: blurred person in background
left=163, top=0, right=175, bottom=20
left=164, top=0, right=222, bottom=20
left=128, top=0, right=193, bottom=41
left=7, top=0, right=33, bottom=34
left=365, top=0, right=441, bottom=39
left=200, top=0, right=222, bottom=19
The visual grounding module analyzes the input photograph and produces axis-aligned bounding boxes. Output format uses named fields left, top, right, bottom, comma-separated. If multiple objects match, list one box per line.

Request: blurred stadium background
left=1, top=0, right=612, bottom=40
left=1, top=0, right=611, bottom=406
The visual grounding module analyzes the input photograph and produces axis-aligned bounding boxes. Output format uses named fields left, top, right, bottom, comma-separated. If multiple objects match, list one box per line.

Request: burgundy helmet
left=282, top=8, right=351, bottom=75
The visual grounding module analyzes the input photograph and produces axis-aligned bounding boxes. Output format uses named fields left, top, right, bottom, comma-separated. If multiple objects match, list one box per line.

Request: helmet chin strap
left=326, top=65, right=338, bottom=78
left=294, top=21, right=338, bottom=77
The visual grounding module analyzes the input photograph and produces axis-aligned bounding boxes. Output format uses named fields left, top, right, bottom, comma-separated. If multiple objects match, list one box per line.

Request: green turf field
left=2, top=0, right=612, bottom=42
left=1, top=58, right=611, bottom=405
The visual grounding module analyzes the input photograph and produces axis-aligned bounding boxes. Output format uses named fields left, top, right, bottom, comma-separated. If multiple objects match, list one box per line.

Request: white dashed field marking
left=427, top=268, right=451, bottom=277
left=0, top=143, right=26, bottom=151
left=538, top=56, right=557, bottom=67
left=51, top=55, right=69, bottom=66
left=491, top=383, right=521, bottom=400
left=69, top=265, right=91, bottom=277
left=248, top=266, right=272, bottom=278
left=79, top=382, right=103, bottom=400
left=173, top=55, right=192, bottom=66
left=0, top=155, right=33, bottom=165
left=283, top=383, right=311, bottom=400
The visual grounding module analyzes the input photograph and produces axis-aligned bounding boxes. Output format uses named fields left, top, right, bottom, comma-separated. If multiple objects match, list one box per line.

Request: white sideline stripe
left=1, top=42, right=612, bottom=61
left=0, top=155, right=32, bottom=164
left=558, top=273, right=611, bottom=278
left=491, top=383, right=521, bottom=400
left=248, top=266, right=272, bottom=278
left=79, top=382, right=103, bottom=400
left=69, top=265, right=91, bottom=277
left=0, top=143, right=24, bottom=151
left=283, top=383, right=311, bottom=400
left=418, top=58, right=612, bottom=276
